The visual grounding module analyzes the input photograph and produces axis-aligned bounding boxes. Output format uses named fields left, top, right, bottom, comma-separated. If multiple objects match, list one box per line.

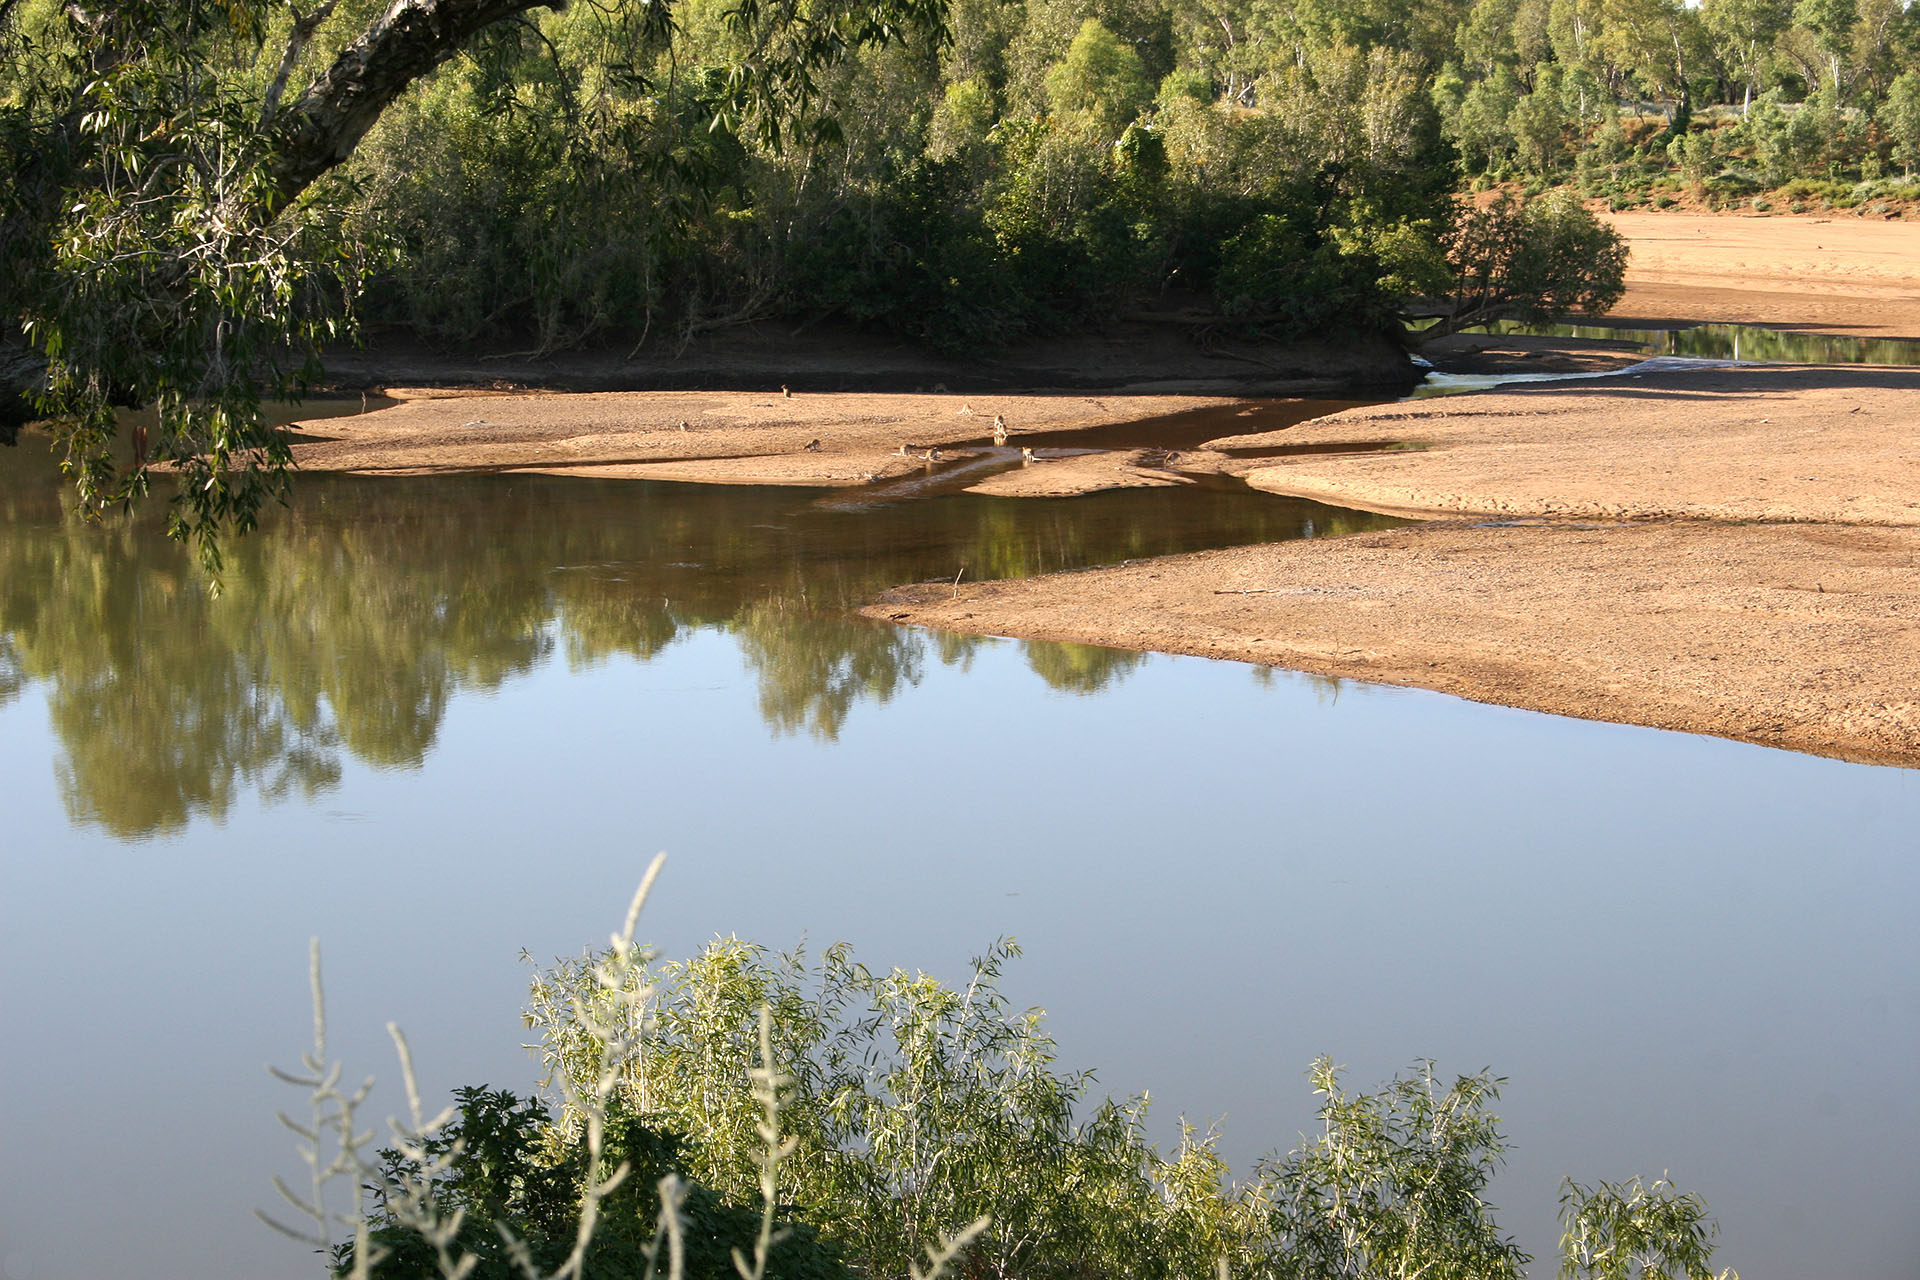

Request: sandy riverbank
left=866, top=519, right=1920, bottom=765
left=290, top=389, right=1248, bottom=487
left=859, top=216, right=1920, bottom=767
left=1604, top=210, right=1920, bottom=337
left=294, top=211, right=1920, bottom=766
left=865, top=361, right=1920, bottom=765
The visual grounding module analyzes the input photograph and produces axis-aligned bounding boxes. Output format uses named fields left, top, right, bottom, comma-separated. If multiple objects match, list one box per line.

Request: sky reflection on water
left=2, top=457, right=1918, bottom=1280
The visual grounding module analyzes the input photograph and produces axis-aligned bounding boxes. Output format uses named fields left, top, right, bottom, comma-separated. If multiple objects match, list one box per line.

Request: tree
left=1701, top=0, right=1793, bottom=113
left=1883, top=69, right=1920, bottom=172
left=1250, top=1058, right=1531, bottom=1280
left=0, top=0, right=940, bottom=572
left=1793, top=0, right=1859, bottom=95
left=1403, top=190, right=1628, bottom=341
left=1560, top=1176, right=1737, bottom=1280
left=1511, top=70, right=1575, bottom=173
left=1046, top=18, right=1154, bottom=139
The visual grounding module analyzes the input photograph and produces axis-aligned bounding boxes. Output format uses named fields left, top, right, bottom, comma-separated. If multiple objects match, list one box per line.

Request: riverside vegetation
left=11, top=0, right=1920, bottom=559
left=271, top=860, right=1739, bottom=1280
left=0, top=0, right=1628, bottom=566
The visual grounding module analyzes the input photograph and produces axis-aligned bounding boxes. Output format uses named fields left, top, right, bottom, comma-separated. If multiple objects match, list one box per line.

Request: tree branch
left=266, top=0, right=564, bottom=212
left=261, top=0, right=344, bottom=127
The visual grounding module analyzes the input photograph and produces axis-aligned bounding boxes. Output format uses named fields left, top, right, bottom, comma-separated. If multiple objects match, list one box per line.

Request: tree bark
left=0, top=343, right=44, bottom=442
left=266, top=0, right=561, bottom=212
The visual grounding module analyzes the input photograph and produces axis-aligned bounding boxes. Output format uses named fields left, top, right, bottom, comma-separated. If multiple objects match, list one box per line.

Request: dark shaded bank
left=320, top=320, right=1422, bottom=399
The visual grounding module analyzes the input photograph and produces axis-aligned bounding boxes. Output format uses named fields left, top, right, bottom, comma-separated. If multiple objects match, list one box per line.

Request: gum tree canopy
left=0, top=0, right=939, bottom=570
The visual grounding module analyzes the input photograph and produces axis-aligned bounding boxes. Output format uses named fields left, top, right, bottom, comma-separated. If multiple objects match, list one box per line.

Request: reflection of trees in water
left=0, top=514, right=346, bottom=836
left=0, top=635, right=22, bottom=708
left=1023, top=641, right=1145, bottom=694
left=1499, top=320, right=1920, bottom=366
left=0, top=464, right=1397, bottom=837
left=1250, top=665, right=1345, bottom=705
left=736, top=604, right=926, bottom=739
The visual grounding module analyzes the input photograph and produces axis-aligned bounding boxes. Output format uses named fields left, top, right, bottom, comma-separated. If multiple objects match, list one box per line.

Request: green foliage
left=1560, top=1176, right=1738, bottom=1280
left=1250, top=1059, right=1530, bottom=1280
left=1215, top=213, right=1395, bottom=337
left=1047, top=19, right=1154, bottom=137
left=275, top=871, right=1742, bottom=1280
left=343, top=1087, right=851, bottom=1280
left=1883, top=70, right=1920, bottom=172
left=1512, top=66, right=1574, bottom=173
left=513, top=928, right=1737, bottom=1280
left=527, top=936, right=1245, bottom=1280
left=13, top=8, right=372, bottom=579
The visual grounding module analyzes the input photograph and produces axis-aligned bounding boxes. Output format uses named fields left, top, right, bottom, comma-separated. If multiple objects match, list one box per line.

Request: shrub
left=268, top=867, right=1742, bottom=1280
left=343, top=1089, right=851, bottom=1280
left=527, top=936, right=1246, bottom=1280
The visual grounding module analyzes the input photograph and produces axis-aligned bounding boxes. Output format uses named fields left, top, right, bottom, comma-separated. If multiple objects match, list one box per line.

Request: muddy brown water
left=2, top=399, right=1918, bottom=1280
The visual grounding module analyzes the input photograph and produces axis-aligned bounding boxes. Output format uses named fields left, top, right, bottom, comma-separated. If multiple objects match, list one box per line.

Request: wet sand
left=290, top=390, right=1237, bottom=487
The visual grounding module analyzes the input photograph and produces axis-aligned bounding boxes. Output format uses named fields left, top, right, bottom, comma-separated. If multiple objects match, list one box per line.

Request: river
left=1, top=400, right=1917, bottom=1280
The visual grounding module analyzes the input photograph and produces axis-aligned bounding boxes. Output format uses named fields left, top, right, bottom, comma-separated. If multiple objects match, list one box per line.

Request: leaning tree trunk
left=264, top=0, right=562, bottom=213
left=0, top=0, right=561, bottom=429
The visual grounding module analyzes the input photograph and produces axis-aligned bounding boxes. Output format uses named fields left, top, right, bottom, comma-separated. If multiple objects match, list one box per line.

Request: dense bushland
left=328, top=3, right=1460, bottom=356
left=322, top=0, right=1920, bottom=350
left=1424, top=0, right=1920, bottom=208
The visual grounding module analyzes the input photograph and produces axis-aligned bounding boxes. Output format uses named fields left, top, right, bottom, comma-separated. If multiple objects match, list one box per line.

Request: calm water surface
left=2, top=424, right=1918, bottom=1280
left=1482, top=317, right=1920, bottom=364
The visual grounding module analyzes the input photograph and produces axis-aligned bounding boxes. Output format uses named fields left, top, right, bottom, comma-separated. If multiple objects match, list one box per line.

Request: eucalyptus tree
left=1883, top=69, right=1920, bottom=170
left=0, top=0, right=941, bottom=571
left=1701, top=0, right=1793, bottom=111
left=1593, top=0, right=1709, bottom=120
left=1793, top=0, right=1859, bottom=94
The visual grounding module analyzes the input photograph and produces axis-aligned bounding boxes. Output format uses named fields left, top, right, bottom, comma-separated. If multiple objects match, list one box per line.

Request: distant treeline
left=1425, top=0, right=1920, bottom=208
left=6, top=0, right=1906, bottom=372
left=307, top=0, right=1911, bottom=354
left=331, top=0, right=1461, bottom=354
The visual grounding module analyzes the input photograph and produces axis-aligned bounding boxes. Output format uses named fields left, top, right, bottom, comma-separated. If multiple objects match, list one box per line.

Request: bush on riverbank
left=290, top=867, right=1736, bottom=1280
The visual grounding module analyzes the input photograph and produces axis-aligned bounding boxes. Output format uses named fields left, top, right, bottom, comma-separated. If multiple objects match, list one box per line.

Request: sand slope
left=1606, top=210, right=1920, bottom=337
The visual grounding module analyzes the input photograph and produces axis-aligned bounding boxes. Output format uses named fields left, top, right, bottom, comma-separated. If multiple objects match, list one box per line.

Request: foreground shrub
left=528, top=937, right=1243, bottom=1280
left=344, top=1088, right=848, bottom=1280
left=272, top=862, right=1738, bottom=1280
